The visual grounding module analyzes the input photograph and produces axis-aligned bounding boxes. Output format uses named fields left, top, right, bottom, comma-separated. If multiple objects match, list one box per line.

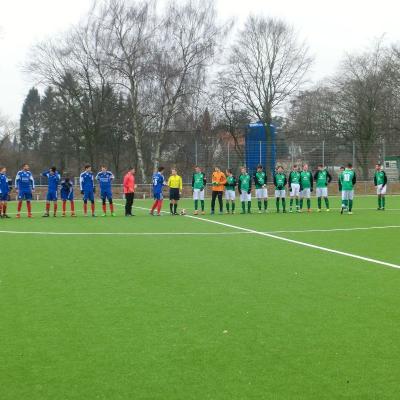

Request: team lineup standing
left=0, top=162, right=388, bottom=218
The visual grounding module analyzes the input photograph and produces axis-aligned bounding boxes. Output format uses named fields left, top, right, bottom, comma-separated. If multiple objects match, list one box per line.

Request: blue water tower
left=245, top=122, right=276, bottom=176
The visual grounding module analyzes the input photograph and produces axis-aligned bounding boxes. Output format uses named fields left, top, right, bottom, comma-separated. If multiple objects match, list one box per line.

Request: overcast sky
left=1, top=0, right=400, bottom=120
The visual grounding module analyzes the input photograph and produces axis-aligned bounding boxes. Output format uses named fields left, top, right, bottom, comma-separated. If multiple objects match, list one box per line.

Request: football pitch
left=1, top=195, right=400, bottom=399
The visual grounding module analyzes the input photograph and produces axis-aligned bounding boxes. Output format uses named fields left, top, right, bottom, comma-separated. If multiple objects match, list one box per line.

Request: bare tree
left=219, top=15, right=312, bottom=133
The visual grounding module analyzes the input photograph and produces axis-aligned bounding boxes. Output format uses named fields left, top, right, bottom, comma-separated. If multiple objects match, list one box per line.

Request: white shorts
left=300, top=188, right=311, bottom=199
left=240, top=192, right=251, bottom=202
left=377, top=184, right=387, bottom=195
left=342, top=190, right=354, bottom=201
left=290, top=183, right=300, bottom=197
left=193, top=188, right=205, bottom=201
left=255, top=188, right=268, bottom=199
left=316, top=187, right=328, bottom=197
left=225, top=190, right=236, bottom=201
left=275, top=189, right=286, bottom=198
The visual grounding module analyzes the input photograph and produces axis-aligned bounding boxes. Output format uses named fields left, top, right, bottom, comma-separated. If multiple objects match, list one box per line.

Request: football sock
left=378, top=196, right=381, bottom=208
left=194, top=200, right=198, bottom=210
left=290, top=198, right=293, bottom=208
left=241, top=202, right=246, bottom=213
left=317, top=197, right=322, bottom=209
left=276, top=198, right=280, bottom=211
left=54, top=202, right=58, bottom=215
left=70, top=201, right=75, bottom=213
left=307, top=199, right=311, bottom=209
left=231, top=202, right=235, bottom=212
left=295, top=198, right=299, bottom=209
left=226, top=202, right=230, bottom=212
left=157, top=200, right=163, bottom=214
left=174, top=204, right=177, bottom=214
left=102, top=204, right=107, bottom=213
left=2, top=203, right=6, bottom=215
left=300, top=199, right=303, bottom=209
left=110, top=203, right=114, bottom=213
left=150, top=200, right=158, bottom=213
left=0, top=204, right=2, bottom=214
left=91, top=203, right=95, bottom=215
left=349, top=199, right=353, bottom=212
left=200, top=200, right=204, bottom=211
left=325, top=198, right=329, bottom=209
left=343, top=200, right=348, bottom=209
left=27, top=201, right=32, bottom=214
left=382, top=197, right=385, bottom=208
left=62, top=201, right=66, bottom=213
left=170, top=203, right=173, bottom=213
left=83, top=203, right=88, bottom=214
left=247, top=201, right=251, bottom=212
left=258, top=200, right=262, bottom=210
left=46, top=202, right=50, bottom=212
left=264, top=200, right=268, bottom=210
left=282, top=198, right=286, bottom=211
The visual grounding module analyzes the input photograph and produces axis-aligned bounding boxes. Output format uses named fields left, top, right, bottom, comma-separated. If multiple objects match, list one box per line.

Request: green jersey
left=274, top=173, right=287, bottom=190
left=340, top=169, right=356, bottom=191
left=254, top=171, right=267, bottom=189
left=238, top=174, right=251, bottom=192
left=192, top=172, right=206, bottom=190
left=289, top=171, right=300, bottom=185
left=374, top=170, right=386, bottom=186
left=225, top=175, right=236, bottom=191
left=300, top=171, right=313, bottom=189
left=315, top=170, right=331, bottom=188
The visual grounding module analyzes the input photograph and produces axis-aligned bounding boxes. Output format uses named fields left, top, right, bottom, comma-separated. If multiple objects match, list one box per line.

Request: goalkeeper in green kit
left=314, top=164, right=332, bottom=212
left=238, top=166, right=252, bottom=214
left=340, top=163, right=356, bottom=214
left=253, top=165, right=268, bottom=213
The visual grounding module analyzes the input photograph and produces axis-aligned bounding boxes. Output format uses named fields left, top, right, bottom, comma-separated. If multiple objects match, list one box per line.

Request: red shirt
left=123, top=172, right=135, bottom=194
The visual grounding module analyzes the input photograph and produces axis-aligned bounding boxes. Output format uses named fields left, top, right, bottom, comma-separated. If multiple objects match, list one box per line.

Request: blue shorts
left=83, top=191, right=94, bottom=202
left=0, top=193, right=9, bottom=201
left=18, top=191, right=32, bottom=201
left=153, top=192, right=163, bottom=200
left=46, top=191, right=58, bottom=201
left=61, top=192, right=74, bottom=201
left=101, top=191, right=113, bottom=201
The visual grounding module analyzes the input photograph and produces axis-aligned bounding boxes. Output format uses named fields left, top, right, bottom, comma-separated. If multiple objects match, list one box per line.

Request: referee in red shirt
left=123, top=168, right=136, bottom=216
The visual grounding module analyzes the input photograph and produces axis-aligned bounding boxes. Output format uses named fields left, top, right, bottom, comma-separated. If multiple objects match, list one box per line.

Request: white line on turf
left=182, top=214, right=400, bottom=270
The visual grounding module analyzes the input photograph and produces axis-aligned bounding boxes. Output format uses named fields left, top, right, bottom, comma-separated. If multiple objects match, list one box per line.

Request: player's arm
left=326, top=171, right=332, bottom=184
left=352, top=173, right=357, bottom=185
left=383, top=171, right=388, bottom=186
left=310, top=173, right=314, bottom=191
left=283, top=175, right=287, bottom=187
left=248, top=175, right=252, bottom=193
left=179, top=176, right=183, bottom=192
left=79, top=173, right=84, bottom=193
left=238, top=176, right=242, bottom=194
left=253, top=173, right=258, bottom=186
left=373, top=173, right=377, bottom=186
left=15, top=173, right=20, bottom=192
left=41, top=170, right=49, bottom=178
left=191, top=174, right=195, bottom=189
left=220, top=173, right=227, bottom=186
left=30, top=174, right=35, bottom=191
left=273, top=174, right=277, bottom=187
left=313, top=171, right=318, bottom=181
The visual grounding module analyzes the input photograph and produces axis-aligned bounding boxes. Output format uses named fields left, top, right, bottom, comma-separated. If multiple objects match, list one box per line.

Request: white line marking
left=183, top=214, right=400, bottom=270
left=267, top=225, right=400, bottom=234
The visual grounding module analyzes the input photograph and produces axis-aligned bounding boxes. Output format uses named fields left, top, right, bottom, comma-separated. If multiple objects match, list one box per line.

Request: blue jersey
left=152, top=172, right=165, bottom=194
left=15, top=170, right=35, bottom=192
left=0, top=173, right=9, bottom=195
left=61, top=179, right=74, bottom=200
left=80, top=171, right=94, bottom=193
left=42, top=170, right=60, bottom=193
left=96, top=171, right=114, bottom=193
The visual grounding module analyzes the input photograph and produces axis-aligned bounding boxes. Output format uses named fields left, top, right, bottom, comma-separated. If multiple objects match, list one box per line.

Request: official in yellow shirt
left=167, top=168, right=183, bottom=215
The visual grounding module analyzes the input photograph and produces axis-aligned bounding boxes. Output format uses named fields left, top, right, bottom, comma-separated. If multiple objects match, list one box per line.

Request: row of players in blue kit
left=0, top=164, right=114, bottom=218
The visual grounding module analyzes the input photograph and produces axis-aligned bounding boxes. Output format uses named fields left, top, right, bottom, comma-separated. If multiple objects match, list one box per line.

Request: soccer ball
left=180, top=209, right=187, bottom=215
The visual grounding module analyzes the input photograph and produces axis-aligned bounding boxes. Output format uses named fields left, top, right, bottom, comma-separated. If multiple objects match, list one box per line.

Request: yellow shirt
left=168, top=175, right=183, bottom=190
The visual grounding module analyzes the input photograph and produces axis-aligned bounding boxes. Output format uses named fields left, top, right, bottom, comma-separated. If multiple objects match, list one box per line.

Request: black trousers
left=125, top=192, right=134, bottom=215
left=211, top=191, right=223, bottom=212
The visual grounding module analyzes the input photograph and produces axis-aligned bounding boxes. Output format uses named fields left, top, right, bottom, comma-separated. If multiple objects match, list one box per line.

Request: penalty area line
left=184, top=215, right=400, bottom=270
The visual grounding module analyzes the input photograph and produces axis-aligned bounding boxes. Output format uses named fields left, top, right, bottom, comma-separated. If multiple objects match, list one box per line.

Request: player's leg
left=289, top=186, right=294, bottom=212
left=240, top=192, right=246, bottom=214
left=348, top=190, right=354, bottom=214
left=281, top=190, right=286, bottom=213
left=0, top=200, right=3, bottom=217
left=299, top=190, right=304, bottom=211
left=381, top=185, right=386, bottom=210
left=256, top=189, right=262, bottom=212
left=101, top=194, right=107, bottom=216
left=108, top=194, right=115, bottom=216
left=263, top=189, right=268, bottom=211
left=200, top=189, right=205, bottom=214
left=217, top=191, right=223, bottom=214
left=2, top=197, right=9, bottom=218
left=341, top=191, right=348, bottom=214
left=275, top=191, right=280, bottom=212
left=306, top=189, right=311, bottom=211
left=43, top=192, right=51, bottom=217
left=193, top=189, right=199, bottom=215
left=225, top=191, right=230, bottom=213
left=70, top=196, right=76, bottom=216
left=247, top=192, right=252, bottom=213
left=210, top=191, right=216, bottom=214
left=90, top=191, right=96, bottom=216
left=156, top=193, right=163, bottom=215
left=62, top=199, right=67, bottom=216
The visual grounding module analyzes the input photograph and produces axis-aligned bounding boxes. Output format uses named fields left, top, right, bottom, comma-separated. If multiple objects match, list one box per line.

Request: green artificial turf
left=1, top=195, right=400, bottom=399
